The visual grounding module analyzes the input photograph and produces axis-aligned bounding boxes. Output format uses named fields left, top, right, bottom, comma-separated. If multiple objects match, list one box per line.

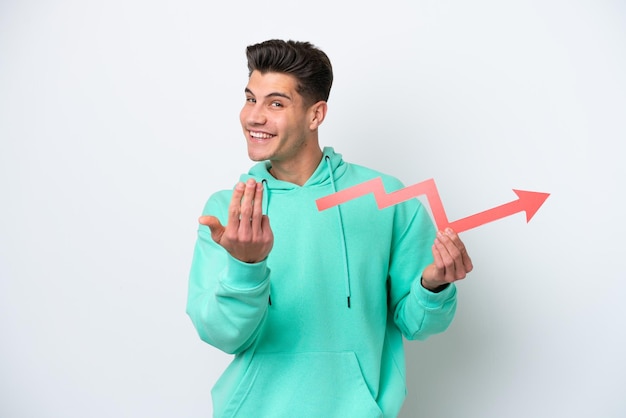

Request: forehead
left=246, top=71, right=301, bottom=99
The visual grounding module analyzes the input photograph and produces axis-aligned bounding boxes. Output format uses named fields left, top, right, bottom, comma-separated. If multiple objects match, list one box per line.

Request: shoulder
left=342, top=161, right=405, bottom=190
left=201, top=189, right=233, bottom=217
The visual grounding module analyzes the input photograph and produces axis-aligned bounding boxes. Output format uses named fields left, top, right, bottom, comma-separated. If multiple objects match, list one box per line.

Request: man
left=187, top=39, right=472, bottom=418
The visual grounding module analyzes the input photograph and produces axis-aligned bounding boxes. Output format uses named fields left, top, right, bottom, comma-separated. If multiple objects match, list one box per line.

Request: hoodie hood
left=240, top=146, right=347, bottom=192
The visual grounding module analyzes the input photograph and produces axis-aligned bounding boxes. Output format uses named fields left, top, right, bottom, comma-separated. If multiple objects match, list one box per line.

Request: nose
left=243, top=102, right=266, bottom=125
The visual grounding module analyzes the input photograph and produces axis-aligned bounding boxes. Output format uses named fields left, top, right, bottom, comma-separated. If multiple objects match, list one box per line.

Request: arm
left=186, top=179, right=274, bottom=354
left=390, top=202, right=472, bottom=341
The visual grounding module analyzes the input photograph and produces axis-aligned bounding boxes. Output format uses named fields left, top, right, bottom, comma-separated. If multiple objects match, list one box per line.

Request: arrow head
left=512, top=189, right=550, bottom=222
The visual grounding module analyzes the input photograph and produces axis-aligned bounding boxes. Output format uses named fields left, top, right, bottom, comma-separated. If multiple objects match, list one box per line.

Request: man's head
left=245, top=39, right=333, bottom=106
left=240, top=40, right=332, bottom=184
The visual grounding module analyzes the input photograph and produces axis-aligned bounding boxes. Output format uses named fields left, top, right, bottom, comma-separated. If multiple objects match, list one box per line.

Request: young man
left=187, top=39, right=472, bottom=418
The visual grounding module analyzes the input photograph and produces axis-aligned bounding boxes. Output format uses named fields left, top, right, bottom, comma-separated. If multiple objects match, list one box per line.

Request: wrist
left=421, top=277, right=450, bottom=293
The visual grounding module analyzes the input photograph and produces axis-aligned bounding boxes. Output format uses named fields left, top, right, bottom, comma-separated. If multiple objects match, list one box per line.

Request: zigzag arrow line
left=315, top=177, right=550, bottom=233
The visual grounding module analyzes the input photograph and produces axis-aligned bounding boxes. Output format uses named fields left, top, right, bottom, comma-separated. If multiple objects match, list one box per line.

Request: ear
left=308, top=101, right=328, bottom=130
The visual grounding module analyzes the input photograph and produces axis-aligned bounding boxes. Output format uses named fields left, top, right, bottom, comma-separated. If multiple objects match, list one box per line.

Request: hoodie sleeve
left=388, top=200, right=458, bottom=341
left=186, top=191, right=271, bottom=355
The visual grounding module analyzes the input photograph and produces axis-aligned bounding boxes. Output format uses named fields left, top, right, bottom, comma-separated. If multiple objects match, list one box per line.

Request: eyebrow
left=245, top=87, right=292, bottom=101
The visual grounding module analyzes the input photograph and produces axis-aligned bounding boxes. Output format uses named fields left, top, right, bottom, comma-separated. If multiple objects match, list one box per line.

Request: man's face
left=240, top=71, right=313, bottom=163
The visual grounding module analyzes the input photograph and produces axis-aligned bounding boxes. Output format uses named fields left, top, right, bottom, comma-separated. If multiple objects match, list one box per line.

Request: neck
left=269, top=146, right=323, bottom=186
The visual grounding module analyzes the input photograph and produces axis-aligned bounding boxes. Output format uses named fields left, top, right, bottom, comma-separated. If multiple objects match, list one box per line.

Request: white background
left=1, top=1, right=624, bottom=417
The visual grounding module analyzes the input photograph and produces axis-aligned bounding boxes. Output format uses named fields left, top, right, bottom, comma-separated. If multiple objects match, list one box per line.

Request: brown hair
left=246, top=39, right=333, bottom=105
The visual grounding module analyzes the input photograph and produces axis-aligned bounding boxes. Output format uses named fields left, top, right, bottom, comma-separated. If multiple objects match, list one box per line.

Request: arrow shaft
left=448, top=199, right=522, bottom=233
left=383, top=179, right=449, bottom=228
left=316, top=177, right=382, bottom=210
left=316, top=177, right=450, bottom=228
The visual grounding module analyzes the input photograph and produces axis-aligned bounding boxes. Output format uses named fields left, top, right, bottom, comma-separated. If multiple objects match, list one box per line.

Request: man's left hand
left=421, top=228, right=473, bottom=291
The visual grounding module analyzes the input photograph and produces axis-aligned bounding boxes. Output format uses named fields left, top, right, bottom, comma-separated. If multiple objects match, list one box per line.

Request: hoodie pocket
left=221, top=351, right=384, bottom=418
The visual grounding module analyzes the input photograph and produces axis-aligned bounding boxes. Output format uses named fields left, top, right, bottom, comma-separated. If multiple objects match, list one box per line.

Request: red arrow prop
left=316, top=177, right=549, bottom=233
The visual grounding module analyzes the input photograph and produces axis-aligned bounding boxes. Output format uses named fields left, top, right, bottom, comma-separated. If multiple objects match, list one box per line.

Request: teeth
left=250, top=131, right=274, bottom=139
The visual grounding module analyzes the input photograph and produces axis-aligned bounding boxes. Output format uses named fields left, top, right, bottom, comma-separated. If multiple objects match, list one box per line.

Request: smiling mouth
left=249, top=130, right=275, bottom=141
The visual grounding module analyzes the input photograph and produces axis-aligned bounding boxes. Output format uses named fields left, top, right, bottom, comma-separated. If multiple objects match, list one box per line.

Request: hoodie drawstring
left=261, top=179, right=269, bottom=214
left=325, top=156, right=352, bottom=308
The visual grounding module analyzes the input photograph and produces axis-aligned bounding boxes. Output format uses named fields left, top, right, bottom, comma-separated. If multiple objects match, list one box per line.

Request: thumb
left=198, top=215, right=225, bottom=243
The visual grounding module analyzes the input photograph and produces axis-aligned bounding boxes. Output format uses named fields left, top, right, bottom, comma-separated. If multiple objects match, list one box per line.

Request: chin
left=247, top=148, right=271, bottom=162
left=248, top=138, right=280, bottom=160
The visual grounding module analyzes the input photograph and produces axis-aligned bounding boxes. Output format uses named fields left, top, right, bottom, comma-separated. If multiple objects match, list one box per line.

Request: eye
left=270, top=101, right=283, bottom=108
left=246, top=97, right=256, bottom=103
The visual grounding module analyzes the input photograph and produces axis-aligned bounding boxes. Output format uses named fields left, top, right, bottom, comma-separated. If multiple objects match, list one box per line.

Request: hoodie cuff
left=222, top=255, right=270, bottom=290
left=414, top=280, right=457, bottom=309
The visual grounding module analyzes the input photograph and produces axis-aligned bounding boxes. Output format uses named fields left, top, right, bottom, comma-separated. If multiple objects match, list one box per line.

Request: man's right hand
left=199, top=178, right=274, bottom=263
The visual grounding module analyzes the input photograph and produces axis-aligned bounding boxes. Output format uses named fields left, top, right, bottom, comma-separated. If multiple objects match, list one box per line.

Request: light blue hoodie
left=187, top=147, right=457, bottom=418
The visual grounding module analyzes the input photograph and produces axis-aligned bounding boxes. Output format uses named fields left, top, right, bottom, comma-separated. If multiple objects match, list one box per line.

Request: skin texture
left=199, top=71, right=472, bottom=288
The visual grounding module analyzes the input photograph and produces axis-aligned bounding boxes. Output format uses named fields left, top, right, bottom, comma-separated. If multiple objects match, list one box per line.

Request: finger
left=251, top=181, right=264, bottom=234
left=431, top=241, right=445, bottom=271
left=460, top=248, right=473, bottom=273
left=261, top=214, right=271, bottom=234
left=437, top=230, right=470, bottom=280
left=227, top=182, right=246, bottom=228
left=238, top=179, right=257, bottom=236
left=444, top=228, right=473, bottom=275
left=434, top=235, right=456, bottom=281
left=261, top=214, right=274, bottom=249
left=198, top=215, right=214, bottom=226
left=198, top=215, right=225, bottom=243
